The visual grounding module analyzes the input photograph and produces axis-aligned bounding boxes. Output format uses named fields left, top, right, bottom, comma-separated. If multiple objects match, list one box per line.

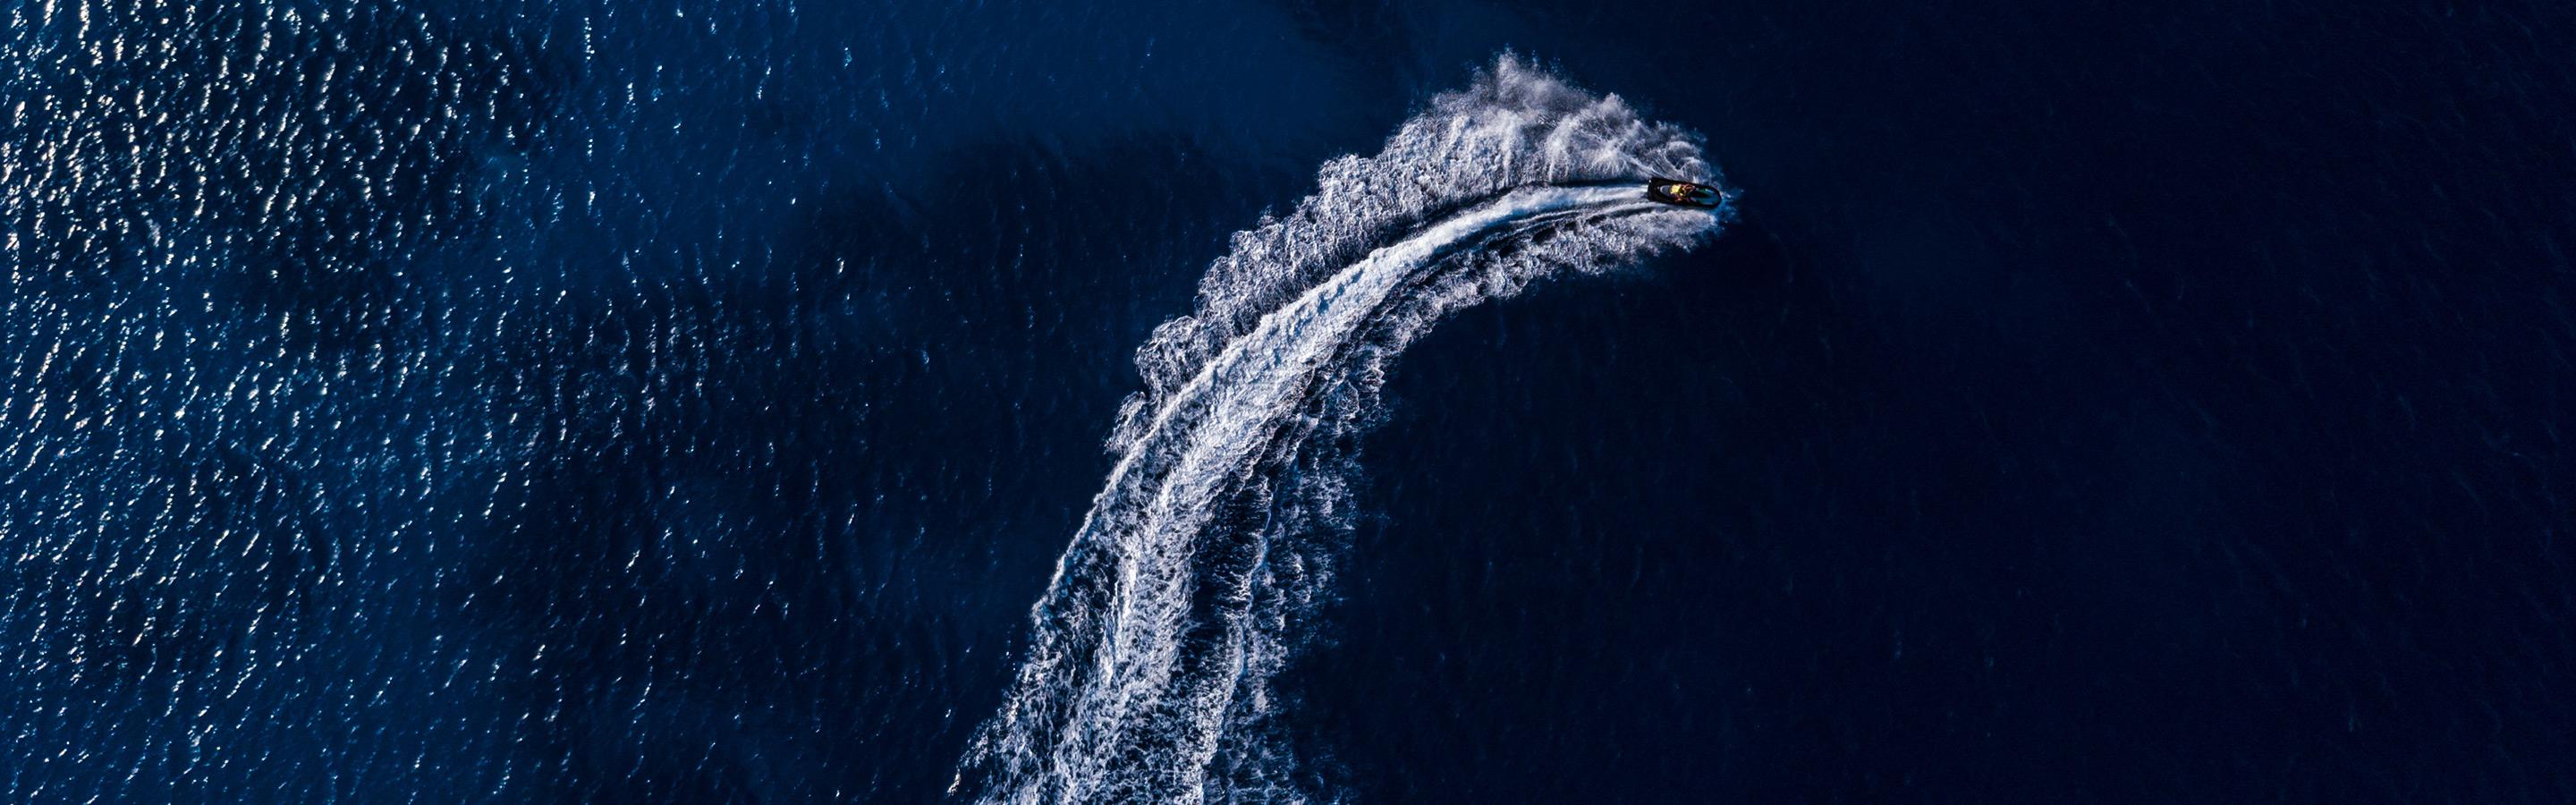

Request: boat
left=1645, top=177, right=1724, bottom=208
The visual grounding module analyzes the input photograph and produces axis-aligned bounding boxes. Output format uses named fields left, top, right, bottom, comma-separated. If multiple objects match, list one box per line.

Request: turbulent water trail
left=955, top=57, right=1732, bottom=804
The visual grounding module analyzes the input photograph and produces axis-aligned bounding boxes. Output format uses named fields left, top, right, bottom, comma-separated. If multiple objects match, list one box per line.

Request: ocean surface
left=6, top=1, right=2572, bottom=802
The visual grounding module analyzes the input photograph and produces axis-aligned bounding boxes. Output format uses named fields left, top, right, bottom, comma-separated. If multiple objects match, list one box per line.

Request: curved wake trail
left=957, top=57, right=1733, bottom=804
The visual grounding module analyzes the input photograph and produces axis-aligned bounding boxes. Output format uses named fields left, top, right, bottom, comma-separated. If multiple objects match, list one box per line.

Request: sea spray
left=956, top=55, right=1733, bottom=804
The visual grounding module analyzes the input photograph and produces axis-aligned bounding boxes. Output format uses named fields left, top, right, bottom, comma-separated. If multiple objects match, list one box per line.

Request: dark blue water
left=6, top=1, right=2570, bottom=802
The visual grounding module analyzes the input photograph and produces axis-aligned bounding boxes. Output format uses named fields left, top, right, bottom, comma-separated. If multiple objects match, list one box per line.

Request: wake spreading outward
left=954, top=56, right=1733, bottom=804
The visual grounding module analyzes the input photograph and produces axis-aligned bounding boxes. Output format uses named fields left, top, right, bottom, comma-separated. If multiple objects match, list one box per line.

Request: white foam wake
left=955, top=56, right=1731, bottom=804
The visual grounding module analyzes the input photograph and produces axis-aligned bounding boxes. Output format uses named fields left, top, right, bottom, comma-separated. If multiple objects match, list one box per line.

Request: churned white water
left=954, top=56, right=1733, bottom=804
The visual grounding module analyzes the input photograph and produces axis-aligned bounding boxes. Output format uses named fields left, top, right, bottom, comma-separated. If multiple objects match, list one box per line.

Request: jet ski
left=1645, top=177, right=1724, bottom=208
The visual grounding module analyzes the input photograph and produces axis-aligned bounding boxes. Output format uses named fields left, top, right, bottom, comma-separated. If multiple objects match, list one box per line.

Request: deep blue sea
left=6, top=1, right=2572, bottom=802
